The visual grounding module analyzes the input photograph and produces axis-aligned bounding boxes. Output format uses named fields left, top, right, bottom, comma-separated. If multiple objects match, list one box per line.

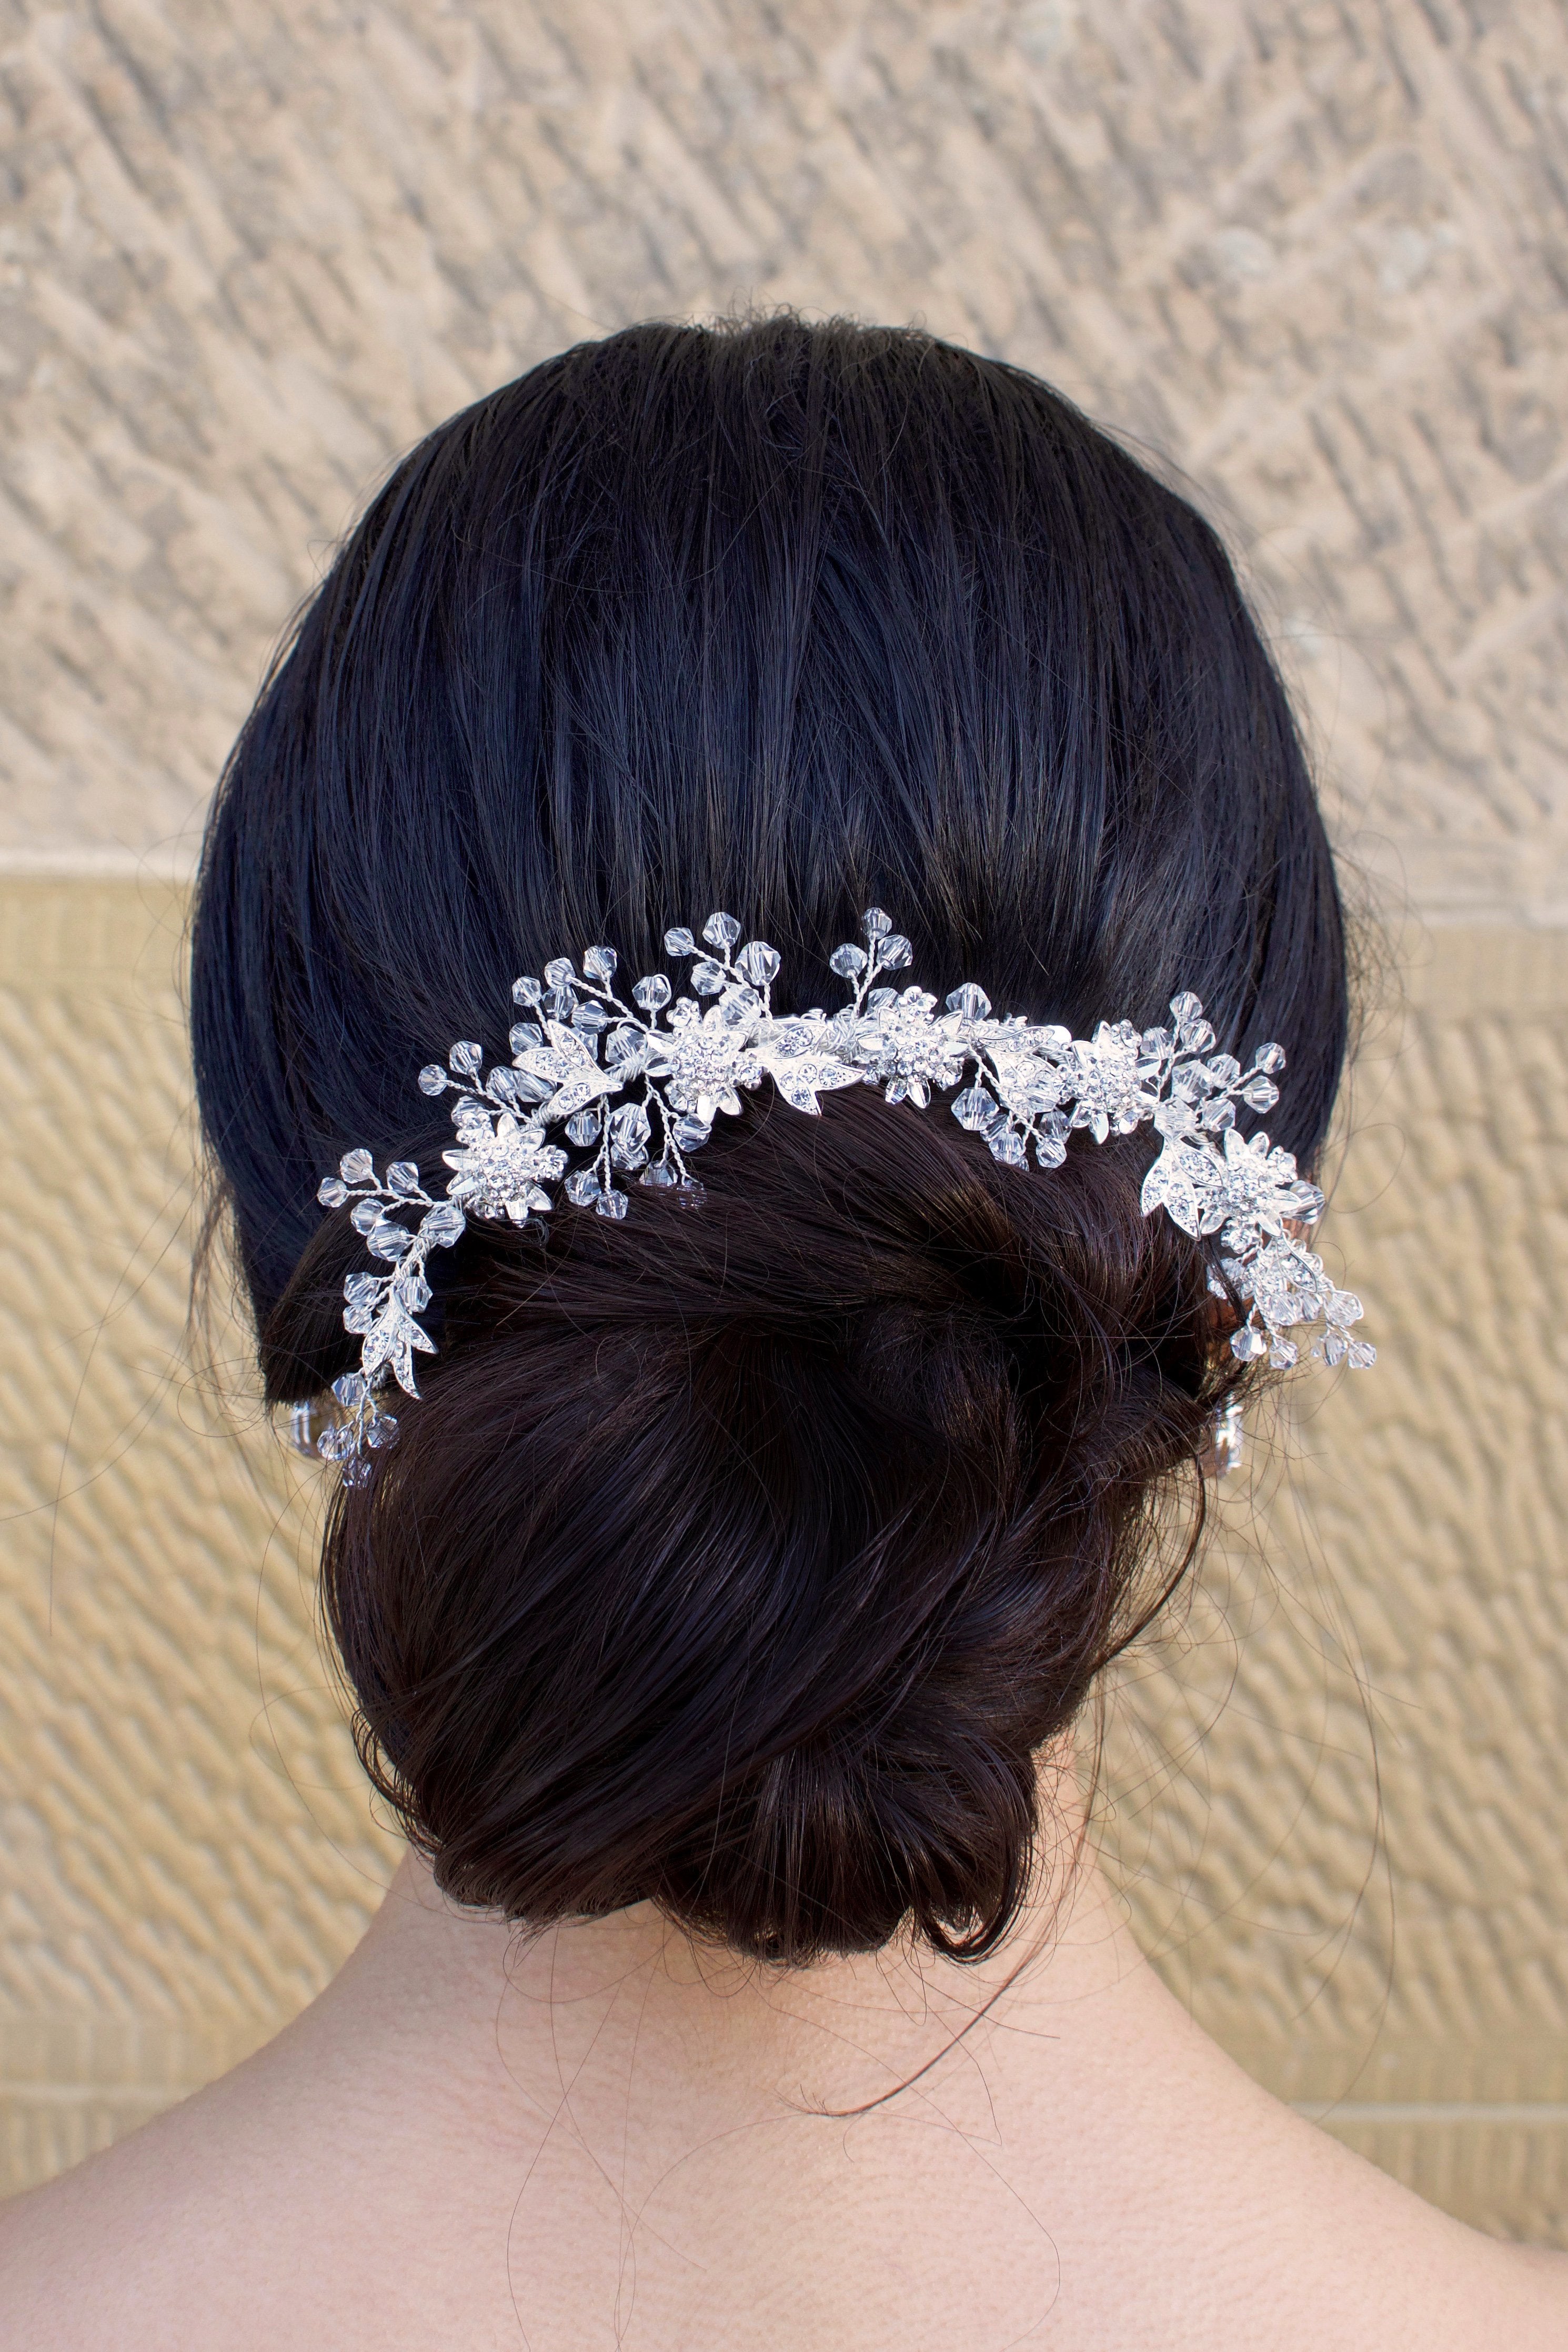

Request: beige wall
left=1, top=0, right=1565, bottom=2239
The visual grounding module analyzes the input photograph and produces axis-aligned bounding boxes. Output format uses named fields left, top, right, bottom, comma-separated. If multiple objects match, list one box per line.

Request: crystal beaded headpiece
left=313, top=909, right=1372, bottom=1477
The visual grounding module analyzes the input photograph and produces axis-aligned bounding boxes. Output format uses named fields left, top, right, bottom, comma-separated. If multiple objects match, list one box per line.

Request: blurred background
left=2, top=0, right=1565, bottom=2239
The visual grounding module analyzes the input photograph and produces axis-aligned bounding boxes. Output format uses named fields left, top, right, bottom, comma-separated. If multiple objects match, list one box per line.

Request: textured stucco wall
left=1, top=0, right=1565, bottom=2238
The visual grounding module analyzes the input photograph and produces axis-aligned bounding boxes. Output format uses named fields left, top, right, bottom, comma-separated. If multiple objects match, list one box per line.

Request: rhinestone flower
left=441, top=1112, right=568, bottom=1222
left=851, top=988, right=968, bottom=1106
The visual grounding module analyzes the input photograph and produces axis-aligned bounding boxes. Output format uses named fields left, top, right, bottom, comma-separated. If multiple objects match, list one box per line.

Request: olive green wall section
left=1, top=879, right=1564, bottom=2238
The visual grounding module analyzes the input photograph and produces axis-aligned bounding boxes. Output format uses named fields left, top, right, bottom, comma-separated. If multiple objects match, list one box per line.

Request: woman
left=1, top=316, right=1560, bottom=2347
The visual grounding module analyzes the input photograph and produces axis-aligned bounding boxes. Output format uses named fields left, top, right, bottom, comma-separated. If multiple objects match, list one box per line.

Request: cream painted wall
left=1, top=0, right=1565, bottom=2238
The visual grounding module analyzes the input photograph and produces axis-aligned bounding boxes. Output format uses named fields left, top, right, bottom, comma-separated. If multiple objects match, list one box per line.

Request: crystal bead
left=1199, top=1098, right=1236, bottom=1130
left=386, top=1161, right=421, bottom=1193
left=367, top=1219, right=413, bottom=1260
left=341, top=1456, right=374, bottom=1489
left=867, top=986, right=897, bottom=1010
left=1170, top=991, right=1204, bottom=1024
left=570, top=1002, right=608, bottom=1034
left=1205, top=1054, right=1241, bottom=1085
left=1179, top=1020, right=1217, bottom=1054
left=594, top=1187, right=629, bottom=1220
left=564, top=1169, right=601, bottom=1205
left=509, top=1022, right=544, bottom=1054
left=1268, top=1339, right=1299, bottom=1370
left=419, top=1202, right=466, bottom=1244
left=565, top=1108, right=602, bottom=1145
left=449, top=1040, right=484, bottom=1076
left=604, top=1025, right=646, bottom=1066
left=664, top=927, right=696, bottom=956
left=634, top=973, right=672, bottom=1010
left=862, top=907, right=892, bottom=936
left=638, top=1161, right=678, bottom=1187
left=1254, top=1041, right=1286, bottom=1072
left=673, top=1113, right=711, bottom=1150
left=609, top=1102, right=651, bottom=1157
left=544, top=957, right=576, bottom=987
left=1230, top=1324, right=1268, bottom=1361
left=879, top=934, right=913, bottom=968
left=702, top=912, right=742, bottom=949
left=1141, top=1027, right=1173, bottom=1057
left=1324, top=1331, right=1348, bottom=1367
left=1346, top=1339, right=1375, bottom=1369
left=350, top=1198, right=383, bottom=1233
left=988, top=1129, right=1027, bottom=1165
left=829, top=943, right=867, bottom=977
left=317, top=1176, right=348, bottom=1207
left=675, top=1178, right=707, bottom=1209
left=332, top=1371, right=368, bottom=1408
left=690, top=958, right=726, bottom=994
left=1325, top=1289, right=1363, bottom=1326
left=583, top=944, right=617, bottom=982
left=1210, top=1396, right=1245, bottom=1477
left=951, top=1084, right=999, bottom=1132
left=512, top=976, right=544, bottom=1007
left=737, top=940, right=781, bottom=987
left=366, top=1413, right=398, bottom=1449
left=417, top=1065, right=447, bottom=1096
left=487, top=1069, right=523, bottom=1109
left=339, top=1148, right=374, bottom=1184
left=946, top=983, right=991, bottom=1021
left=1034, top=1134, right=1068, bottom=1168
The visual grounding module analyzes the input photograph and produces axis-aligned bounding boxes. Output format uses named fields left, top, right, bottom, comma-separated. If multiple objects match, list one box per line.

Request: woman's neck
left=318, top=1773, right=1136, bottom=2137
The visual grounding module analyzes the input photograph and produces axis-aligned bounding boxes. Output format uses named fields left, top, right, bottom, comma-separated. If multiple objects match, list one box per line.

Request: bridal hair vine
left=313, top=908, right=1372, bottom=1479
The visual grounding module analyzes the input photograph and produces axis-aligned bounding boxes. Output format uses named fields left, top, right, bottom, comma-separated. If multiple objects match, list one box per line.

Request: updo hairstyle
left=190, top=316, right=1347, bottom=1964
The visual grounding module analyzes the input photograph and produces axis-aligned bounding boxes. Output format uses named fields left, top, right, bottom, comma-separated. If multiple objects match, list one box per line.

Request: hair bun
left=277, top=1091, right=1222, bottom=1962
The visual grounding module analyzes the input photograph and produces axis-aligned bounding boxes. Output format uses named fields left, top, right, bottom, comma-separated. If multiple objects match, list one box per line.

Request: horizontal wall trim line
left=0, top=2084, right=193, bottom=2107
left=2, top=853, right=1568, bottom=927
left=1296, top=2102, right=1568, bottom=2127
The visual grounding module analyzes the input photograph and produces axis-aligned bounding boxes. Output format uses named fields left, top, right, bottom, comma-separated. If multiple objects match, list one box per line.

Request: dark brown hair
left=192, top=315, right=1346, bottom=1963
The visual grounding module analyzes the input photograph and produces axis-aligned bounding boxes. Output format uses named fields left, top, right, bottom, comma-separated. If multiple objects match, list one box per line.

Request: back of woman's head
left=191, top=314, right=1346, bottom=1964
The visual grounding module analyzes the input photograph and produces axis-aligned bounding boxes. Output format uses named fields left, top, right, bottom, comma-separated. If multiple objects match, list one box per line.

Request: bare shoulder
left=0, top=2052, right=358, bottom=2352
left=0, top=2095, right=252, bottom=2350
left=0, top=2033, right=534, bottom=2352
left=987, top=1946, right=1568, bottom=2352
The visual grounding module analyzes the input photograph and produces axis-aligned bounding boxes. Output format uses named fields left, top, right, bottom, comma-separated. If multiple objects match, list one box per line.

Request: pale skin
left=0, top=1765, right=1562, bottom=2350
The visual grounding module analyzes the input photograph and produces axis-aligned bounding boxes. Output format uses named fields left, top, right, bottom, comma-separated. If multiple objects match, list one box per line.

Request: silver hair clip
left=314, top=909, right=1372, bottom=1480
